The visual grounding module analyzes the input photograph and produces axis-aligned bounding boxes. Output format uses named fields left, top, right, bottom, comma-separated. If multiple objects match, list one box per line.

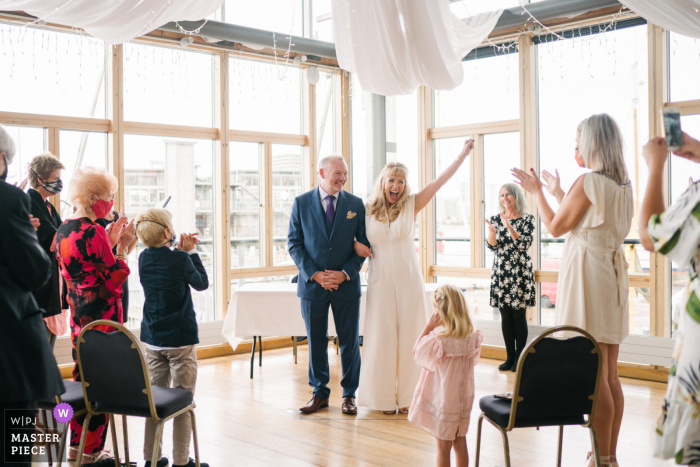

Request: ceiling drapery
left=3, top=0, right=222, bottom=44
left=623, top=0, right=700, bottom=38
left=331, top=0, right=503, bottom=96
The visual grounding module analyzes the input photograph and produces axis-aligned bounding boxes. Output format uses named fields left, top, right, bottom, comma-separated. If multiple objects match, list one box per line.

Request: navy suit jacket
left=288, top=187, right=369, bottom=301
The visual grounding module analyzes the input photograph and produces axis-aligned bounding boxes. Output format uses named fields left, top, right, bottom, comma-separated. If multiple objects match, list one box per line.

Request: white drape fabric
left=623, top=0, right=700, bottom=38
left=331, top=0, right=503, bottom=96
left=3, top=0, right=222, bottom=44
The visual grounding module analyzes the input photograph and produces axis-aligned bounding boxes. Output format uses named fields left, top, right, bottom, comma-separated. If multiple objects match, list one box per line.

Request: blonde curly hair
left=69, top=166, right=118, bottom=211
left=366, top=162, right=410, bottom=223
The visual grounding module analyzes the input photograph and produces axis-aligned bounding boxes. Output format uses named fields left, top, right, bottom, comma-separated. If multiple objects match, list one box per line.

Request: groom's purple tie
left=325, top=194, right=335, bottom=224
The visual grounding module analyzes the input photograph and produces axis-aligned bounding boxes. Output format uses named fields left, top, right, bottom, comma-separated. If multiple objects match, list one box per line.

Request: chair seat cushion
left=94, top=386, right=193, bottom=419
left=479, top=396, right=586, bottom=428
left=36, top=380, right=86, bottom=412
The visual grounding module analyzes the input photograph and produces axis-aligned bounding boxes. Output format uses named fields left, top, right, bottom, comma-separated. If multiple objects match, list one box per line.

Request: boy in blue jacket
left=135, top=208, right=209, bottom=467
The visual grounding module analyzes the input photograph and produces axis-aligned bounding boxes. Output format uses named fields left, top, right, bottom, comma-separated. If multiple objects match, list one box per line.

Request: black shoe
left=511, top=351, right=522, bottom=372
left=498, top=359, right=514, bottom=371
left=145, top=457, right=169, bottom=467
left=173, top=458, right=209, bottom=467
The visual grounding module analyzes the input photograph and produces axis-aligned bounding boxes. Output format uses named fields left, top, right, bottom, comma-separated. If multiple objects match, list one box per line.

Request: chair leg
left=75, top=413, right=92, bottom=467
left=475, top=414, right=484, bottom=467
left=250, top=336, right=256, bottom=379
left=108, top=414, right=120, bottom=467
left=259, top=336, right=262, bottom=366
left=557, top=426, right=564, bottom=467
left=588, top=426, right=601, bottom=467
left=151, top=421, right=165, bottom=467
left=498, top=426, right=511, bottom=467
left=189, top=409, right=201, bottom=467
left=121, top=415, right=129, bottom=467
left=293, top=337, right=297, bottom=364
left=56, top=416, right=68, bottom=467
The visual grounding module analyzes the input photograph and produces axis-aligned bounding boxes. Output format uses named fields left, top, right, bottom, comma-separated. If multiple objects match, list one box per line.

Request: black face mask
left=31, top=168, right=63, bottom=194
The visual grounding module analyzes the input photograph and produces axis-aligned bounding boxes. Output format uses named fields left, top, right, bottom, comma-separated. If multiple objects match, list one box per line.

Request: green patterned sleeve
left=649, top=182, right=700, bottom=269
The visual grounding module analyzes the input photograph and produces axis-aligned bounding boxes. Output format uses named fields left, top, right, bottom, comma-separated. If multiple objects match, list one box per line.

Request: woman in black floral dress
left=486, top=183, right=535, bottom=372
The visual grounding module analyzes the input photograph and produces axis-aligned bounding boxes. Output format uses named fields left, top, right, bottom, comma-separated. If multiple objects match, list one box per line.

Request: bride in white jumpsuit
left=355, top=139, right=474, bottom=413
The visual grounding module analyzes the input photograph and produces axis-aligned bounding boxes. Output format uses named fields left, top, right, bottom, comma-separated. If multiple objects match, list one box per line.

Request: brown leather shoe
left=342, top=396, right=357, bottom=415
left=299, top=395, right=329, bottom=414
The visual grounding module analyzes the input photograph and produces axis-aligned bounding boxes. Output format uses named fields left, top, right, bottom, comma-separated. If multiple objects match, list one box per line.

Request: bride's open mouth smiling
left=388, top=190, right=399, bottom=202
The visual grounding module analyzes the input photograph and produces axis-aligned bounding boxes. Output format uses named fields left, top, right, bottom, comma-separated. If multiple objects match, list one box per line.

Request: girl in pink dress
left=409, top=284, right=483, bottom=467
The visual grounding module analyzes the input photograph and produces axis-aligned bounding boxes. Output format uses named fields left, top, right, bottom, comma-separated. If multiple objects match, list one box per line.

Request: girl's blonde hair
left=577, top=113, right=629, bottom=185
left=366, top=162, right=411, bottom=223
left=433, top=284, right=473, bottom=339
left=69, top=166, right=118, bottom=211
left=136, top=208, right=174, bottom=248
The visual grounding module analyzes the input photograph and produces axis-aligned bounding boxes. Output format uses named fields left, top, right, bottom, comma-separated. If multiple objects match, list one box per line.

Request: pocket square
left=347, top=211, right=357, bottom=219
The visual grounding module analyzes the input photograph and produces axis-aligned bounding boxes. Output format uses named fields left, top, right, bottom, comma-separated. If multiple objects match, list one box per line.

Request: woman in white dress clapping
left=354, top=139, right=474, bottom=415
left=513, top=114, right=633, bottom=467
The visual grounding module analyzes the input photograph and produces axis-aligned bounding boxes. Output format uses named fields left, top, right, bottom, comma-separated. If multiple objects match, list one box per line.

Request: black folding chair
left=75, top=320, right=201, bottom=467
left=36, top=380, right=87, bottom=467
left=475, top=325, right=603, bottom=467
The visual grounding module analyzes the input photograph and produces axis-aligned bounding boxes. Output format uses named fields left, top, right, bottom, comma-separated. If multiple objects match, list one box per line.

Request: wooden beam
left=123, top=121, right=219, bottom=140
left=302, top=70, right=318, bottom=191
left=228, top=129, right=307, bottom=146
left=665, top=99, right=700, bottom=116
left=262, top=142, right=273, bottom=268
left=46, top=128, right=60, bottom=212
left=0, top=111, right=111, bottom=133
left=429, top=266, right=492, bottom=279
left=229, top=266, right=298, bottom=280
left=418, top=86, right=435, bottom=281
left=214, top=53, right=232, bottom=319
left=334, top=71, right=351, bottom=190
left=429, top=120, right=520, bottom=140
left=108, top=45, right=124, bottom=211
left=471, top=135, right=484, bottom=268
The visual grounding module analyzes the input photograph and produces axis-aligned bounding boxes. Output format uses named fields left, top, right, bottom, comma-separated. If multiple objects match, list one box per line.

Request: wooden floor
left=94, top=343, right=674, bottom=467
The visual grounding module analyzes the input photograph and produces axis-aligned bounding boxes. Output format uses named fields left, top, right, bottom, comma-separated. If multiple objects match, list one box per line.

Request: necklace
left=592, top=171, right=631, bottom=187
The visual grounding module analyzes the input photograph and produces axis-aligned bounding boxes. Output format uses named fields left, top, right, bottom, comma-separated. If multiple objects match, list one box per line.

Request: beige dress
left=358, top=194, right=429, bottom=410
left=555, top=173, right=634, bottom=344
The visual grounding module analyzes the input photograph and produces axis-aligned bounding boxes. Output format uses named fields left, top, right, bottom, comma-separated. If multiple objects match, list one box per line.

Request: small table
left=221, top=283, right=439, bottom=378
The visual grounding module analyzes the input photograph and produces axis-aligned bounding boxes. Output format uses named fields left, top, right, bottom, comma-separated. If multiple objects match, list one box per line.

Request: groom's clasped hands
left=313, top=270, right=347, bottom=291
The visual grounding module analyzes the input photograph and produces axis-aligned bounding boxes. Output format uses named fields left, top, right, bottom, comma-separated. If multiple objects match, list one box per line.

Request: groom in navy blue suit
left=288, top=155, right=369, bottom=414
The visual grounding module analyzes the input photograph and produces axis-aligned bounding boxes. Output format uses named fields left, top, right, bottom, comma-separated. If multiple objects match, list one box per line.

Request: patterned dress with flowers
left=55, top=217, right=130, bottom=455
left=487, top=214, right=536, bottom=310
left=651, top=182, right=700, bottom=465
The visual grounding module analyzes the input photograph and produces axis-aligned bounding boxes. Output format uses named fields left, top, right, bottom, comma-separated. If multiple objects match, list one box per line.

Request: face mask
left=91, top=198, right=114, bottom=219
left=41, top=179, right=63, bottom=195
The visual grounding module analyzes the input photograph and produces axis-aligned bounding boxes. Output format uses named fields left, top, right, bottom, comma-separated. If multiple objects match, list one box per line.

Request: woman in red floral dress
left=55, top=166, right=136, bottom=465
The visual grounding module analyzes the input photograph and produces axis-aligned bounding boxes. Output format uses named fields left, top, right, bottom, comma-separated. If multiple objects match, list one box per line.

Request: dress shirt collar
left=319, top=185, right=339, bottom=203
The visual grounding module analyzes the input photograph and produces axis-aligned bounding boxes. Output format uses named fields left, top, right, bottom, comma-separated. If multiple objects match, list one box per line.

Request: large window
left=124, top=135, right=216, bottom=327
left=229, top=58, right=302, bottom=134
left=434, top=53, right=519, bottom=127
left=124, top=44, right=213, bottom=127
left=3, top=126, right=45, bottom=186
left=669, top=32, right=700, bottom=102
left=316, top=71, right=336, bottom=159
left=538, top=24, right=650, bottom=334
left=0, top=25, right=106, bottom=119
left=272, top=144, right=303, bottom=266
left=434, top=137, right=471, bottom=267
left=230, top=141, right=262, bottom=269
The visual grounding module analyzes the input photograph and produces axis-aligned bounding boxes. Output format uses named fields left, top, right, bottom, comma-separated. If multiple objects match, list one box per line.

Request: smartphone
left=661, top=108, right=683, bottom=151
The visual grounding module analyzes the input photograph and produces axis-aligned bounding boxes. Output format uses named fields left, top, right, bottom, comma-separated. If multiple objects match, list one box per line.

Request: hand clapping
left=178, top=232, right=200, bottom=252
left=512, top=168, right=545, bottom=194
left=541, top=169, right=561, bottom=196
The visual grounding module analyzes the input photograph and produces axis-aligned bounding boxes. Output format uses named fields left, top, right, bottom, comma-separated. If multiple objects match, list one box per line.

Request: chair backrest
left=290, top=275, right=299, bottom=283
left=507, top=326, right=602, bottom=429
left=76, top=320, right=158, bottom=419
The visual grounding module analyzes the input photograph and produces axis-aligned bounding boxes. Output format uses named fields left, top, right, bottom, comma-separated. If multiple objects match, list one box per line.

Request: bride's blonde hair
left=433, top=284, right=473, bottom=339
left=366, top=162, right=410, bottom=223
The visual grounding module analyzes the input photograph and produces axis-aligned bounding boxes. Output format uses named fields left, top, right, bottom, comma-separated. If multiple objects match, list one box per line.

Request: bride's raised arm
left=414, top=139, right=473, bottom=216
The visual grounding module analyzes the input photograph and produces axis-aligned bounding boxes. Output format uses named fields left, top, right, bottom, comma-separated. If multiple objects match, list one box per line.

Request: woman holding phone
left=639, top=132, right=700, bottom=465
left=485, top=183, right=535, bottom=372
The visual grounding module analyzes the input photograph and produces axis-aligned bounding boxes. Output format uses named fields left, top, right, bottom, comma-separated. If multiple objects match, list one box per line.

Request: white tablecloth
left=221, top=283, right=440, bottom=350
